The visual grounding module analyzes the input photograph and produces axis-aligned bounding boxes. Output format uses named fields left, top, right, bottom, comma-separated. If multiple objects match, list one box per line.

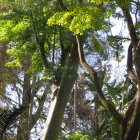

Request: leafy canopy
left=48, top=6, right=108, bottom=34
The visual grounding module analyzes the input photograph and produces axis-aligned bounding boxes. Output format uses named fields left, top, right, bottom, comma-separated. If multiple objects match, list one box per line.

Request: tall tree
left=0, top=0, right=79, bottom=139
left=1, top=0, right=140, bottom=139
left=47, top=0, right=140, bottom=139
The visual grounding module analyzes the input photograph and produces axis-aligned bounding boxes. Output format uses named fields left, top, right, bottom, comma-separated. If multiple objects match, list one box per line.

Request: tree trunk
left=119, top=41, right=140, bottom=140
left=41, top=44, right=78, bottom=140
left=16, top=73, right=31, bottom=140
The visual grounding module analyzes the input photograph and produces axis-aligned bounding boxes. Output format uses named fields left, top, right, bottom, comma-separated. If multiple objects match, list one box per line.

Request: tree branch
left=124, top=94, right=140, bottom=140
left=76, top=34, right=123, bottom=123
left=57, top=0, right=69, bottom=11
left=122, top=8, right=138, bottom=45
left=134, top=41, right=140, bottom=83
left=30, top=85, right=50, bottom=130
left=108, top=35, right=131, bottom=40
left=127, top=42, right=137, bottom=85
left=38, top=42, right=49, bottom=69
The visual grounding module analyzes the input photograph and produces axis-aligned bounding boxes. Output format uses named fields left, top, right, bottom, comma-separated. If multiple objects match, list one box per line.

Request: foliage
left=62, top=131, right=92, bottom=140
left=0, top=106, right=26, bottom=139
left=105, top=81, right=130, bottom=110
left=91, top=0, right=110, bottom=4
left=0, top=0, right=54, bottom=72
left=0, top=0, right=140, bottom=139
left=48, top=6, right=108, bottom=34
left=111, top=117, right=119, bottom=140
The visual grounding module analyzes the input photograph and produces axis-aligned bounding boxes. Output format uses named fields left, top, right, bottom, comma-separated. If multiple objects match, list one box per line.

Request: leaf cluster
left=48, top=6, right=107, bottom=34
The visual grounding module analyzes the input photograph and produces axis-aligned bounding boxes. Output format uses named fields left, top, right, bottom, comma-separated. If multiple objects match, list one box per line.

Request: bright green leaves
left=0, top=9, right=24, bottom=42
left=11, top=19, right=31, bottom=39
left=48, top=6, right=106, bottom=34
left=70, top=6, right=105, bottom=34
left=65, top=131, right=92, bottom=140
left=0, top=17, right=31, bottom=42
left=6, top=59, right=22, bottom=67
left=30, top=51, right=44, bottom=72
left=91, top=0, right=110, bottom=5
left=6, top=40, right=44, bottom=73
left=0, top=0, right=52, bottom=73
left=6, top=42, right=29, bottom=67
left=48, top=11, right=72, bottom=26
left=0, top=20, right=14, bottom=42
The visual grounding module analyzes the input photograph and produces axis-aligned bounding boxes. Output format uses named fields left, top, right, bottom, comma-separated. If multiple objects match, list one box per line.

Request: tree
left=0, top=0, right=140, bottom=140
left=0, top=1, right=79, bottom=140
left=47, top=0, right=140, bottom=139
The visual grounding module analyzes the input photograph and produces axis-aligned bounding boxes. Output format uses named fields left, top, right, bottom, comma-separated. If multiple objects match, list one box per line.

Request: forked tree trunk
left=41, top=45, right=78, bottom=140
left=51, top=1, right=140, bottom=140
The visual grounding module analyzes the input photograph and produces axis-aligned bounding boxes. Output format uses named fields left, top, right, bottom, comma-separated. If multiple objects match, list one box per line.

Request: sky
left=108, top=13, right=131, bottom=83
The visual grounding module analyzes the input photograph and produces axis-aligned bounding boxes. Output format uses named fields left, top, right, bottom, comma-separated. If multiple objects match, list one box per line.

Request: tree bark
left=124, top=93, right=140, bottom=140
left=117, top=4, right=140, bottom=139
left=41, top=44, right=78, bottom=140
left=16, top=73, right=31, bottom=140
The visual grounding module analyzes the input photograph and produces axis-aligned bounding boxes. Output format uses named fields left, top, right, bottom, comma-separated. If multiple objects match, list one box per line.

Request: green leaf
left=111, top=117, right=119, bottom=140
left=91, top=0, right=110, bottom=4
left=5, top=59, right=22, bottom=67
left=48, top=6, right=106, bottom=34
left=105, top=83, right=118, bottom=105
left=94, top=119, right=106, bottom=137
left=47, top=11, right=72, bottom=26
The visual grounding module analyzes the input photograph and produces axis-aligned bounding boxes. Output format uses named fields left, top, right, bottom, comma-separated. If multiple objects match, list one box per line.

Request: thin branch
left=127, top=42, right=137, bottom=85
left=108, top=35, right=131, bottom=40
left=52, top=33, right=55, bottom=63
left=134, top=1, right=139, bottom=30
left=30, top=85, right=50, bottom=130
left=76, top=35, right=94, bottom=75
left=38, top=42, right=49, bottom=69
left=30, top=10, right=49, bottom=69
left=76, top=34, right=123, bottom=123
left=122, top=8, right=138, bottom=45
